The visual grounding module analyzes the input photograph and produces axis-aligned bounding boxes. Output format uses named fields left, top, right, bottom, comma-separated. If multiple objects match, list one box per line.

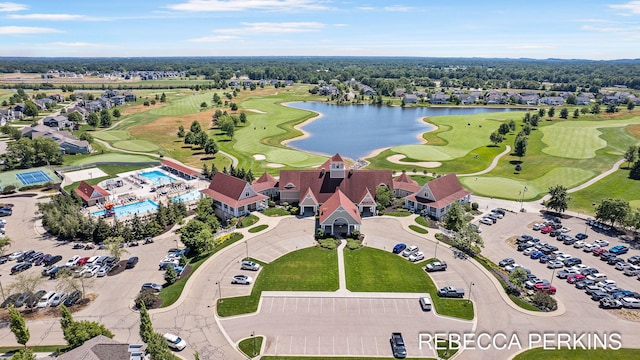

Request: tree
left=60, top=304, right=114, bottom=349
left=67, top=111, right=82, bottom=123
left=60, top=305, right=74, bottom=338
left=375, top=185, right=393, bottom=209
left=441, top=201, right=466, bottom=232
left=138, top=302, right=153, bottom=343
left=10, top=272, right=45, bottom=310
left=79, top=132, right=93, bottom=143
left=212, top=93, right=221, bottom=105
left=57, top=268, right=93, bottom=300
left=146, top=331, right=174, bottom=360
left=513, top=133, right=528, bottom=158
left=177, top=125, right=185, bottom=138
left=508, top=119, right=516, bottom=132
left=105, top=236, right=128, bottom=263
left=112, top=108, right=121, bottom=118
left=86, top=112, right=99, bottom=128
left=160, top=92, right=167, bottom=102
left=190, top=120, right=202, bottom=134
left=559, top=108, right=569, bottom=119
left=489, top=131, right=504, bottom=146
left=628, top=102, right=636, bottom=111
left=538, top=108, right=546, bottom=117
left=33, top=137, right=63, bottom=165
left=548, top=107, right=555, bottom=117
left=9, top=306, right=29, bottom=347
left=200, top=101, right=208, bottom=109
left=10, top=349, right=35, bottom=360
left=630, top=160, right=640, bottom=180
left=566, top=94, right=577, bottom=105
left=522, top=124, right=531, bottom=135
left=509, top=268, right=528, bottom=288
left=165, top=265, right=178, bottom=285
left=546, top=185, right=570, bottom=214
left=497, top=123, right=510, bottom=135
left=591, top=103, right=601, bottom=114
left=23, top=101, right=38, bottom=118
left=573, top=109, right=580, bottom=118
left=203, top=137, right=218, bottom=155
left=100, top=109, right=112, bottom=127
left=453, top=223, right=483, bottom=252
left=219, top=117, right=235, bottom=139
left=529, top=114, right=539, bottom=127
left=0, top=236, right=12, bottom=256
left=239, top=112, right=247, bottom=123
left=595, top=198, right=631, bottom=227
left=624, top=145, right=638, bottom=168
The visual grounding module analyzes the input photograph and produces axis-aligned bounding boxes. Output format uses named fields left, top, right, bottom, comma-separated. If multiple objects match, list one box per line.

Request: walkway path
left=459, top=145, right=511, bottom=177
left=336, top=240, right=348, bottom=292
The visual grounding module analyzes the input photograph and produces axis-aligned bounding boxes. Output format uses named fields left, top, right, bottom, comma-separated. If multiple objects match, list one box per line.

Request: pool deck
left=86, top=167, right=209, bottom=220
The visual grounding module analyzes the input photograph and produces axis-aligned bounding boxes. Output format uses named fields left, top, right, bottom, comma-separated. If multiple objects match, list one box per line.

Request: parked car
left=523, top=247, right=536, bottom=256
left=587, top=273, right=608, bottom=282
left=126, top=256, right=139, bottom=269
left=437, top=286, right=465, bottom=298
left=141, top=283, right=163, bottom=293
left=563, top=258, right=582, bottom=267
left=593, top=247, right=606, bottom=256
left=0, top=293, right=21, bottom=308
left=540, top=226, right=553, bottom=234
left=534, top=284, right=557, bottom=294
left=44, top=255, right=62, bottom=266
left=532, top=223, right=543, bottom=231
left=624, top=265, right=640, bottom=276
left=50, top=292, right=68, bottom=307
left=499, top=258, right=515, bottom=267
left=36, top=291, right=56, bottom=308
left=573, top=241, right=586, bottom=249
left=479, top=218, right=493, bottom=226
left=530, top=251, right=545, bottom=260
left=25, top=290, right=47, bottom=308
left=609, top=245, right=629, bottom=255
left=231, top=275, right=252, bottom=285
left=557, top=269, right=579, bottom=279
left=97, top=265, right=111, bottom=277
left=600, top=297, right=623, bottom=309
left=580, top=267, right=599, bottom=276
left=65, top=255, right=80, bottom=267
left=591, top=291, right=611, bottom=301
left=567, top=274, right=586, bottom=284
left=390, top=332, right=407, bottom=359
left=425, top=261, right=447, bottom=272
left=575, top=279, right=595, bottom=289
left=575, top=233, right=589, bottom=240
left=594, top=239, right=610, bottom=247
left=11, top=262, right=32, bottom=274
left=408, top=251, right=425, bottom=262
left=63, top=290, right=82, bottom=307
left=392, top=243, right=407, bottom=254
left=401, top=245, right=419, bottom=257
left=163, top=333, right=187, bottom=351
left=12, top=292, right=32, bottom=308
left=241, top=260, right=261, bottom=271
left=583, top=244, right=599, bottom=253
left=525, top=278, right=549, bottom=289
left=419, top=296, right=432, bottom=311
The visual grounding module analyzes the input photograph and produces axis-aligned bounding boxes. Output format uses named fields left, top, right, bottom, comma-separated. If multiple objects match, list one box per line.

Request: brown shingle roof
left=252, top=172, right=278, bottom=192
left=200, top=172, right=268, bottom=208
left=278, top=169, right=392, bottom=204
left=319, top=189, right=361, bottom=223
left=393, top=172, right=421, bottom=193
left=56, top=335, right=130, bottom=360
left=74, top=181, right=110, bottom=202
left=161, top=159, right=200, bottom=176
left=404, top=173, right=471, bottom=209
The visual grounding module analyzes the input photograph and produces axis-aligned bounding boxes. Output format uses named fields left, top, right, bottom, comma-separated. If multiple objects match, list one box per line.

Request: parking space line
left=357, top=298, right=361, bottom=314
left=333, top=298, right=335, bottom=313
left=307, top=297, right=311, bottom=313
left=295, top=297, right=298, bottom=312
left=347, top=335, right=350, bottom=355
left=374, top=336, right=379, bottom=355
left=274, top=336, right=279, bottom=354
left=289, top=335, right=293, bottom=353
left=282, top=297, right=286, bottom=312
left=361, top=336, right=364, bottom=355
left=394, top=298, right=399, bottom=314
left=304, top=336, right=307, bottom=354
left=269, top=298, right=274, bottom=313
left=369, top=298, right=373, bottom=313
left=333, top=336, right=335, bottom=354
left=318, top=336, right=321, bottom=354
left=320, top=298, right=323, bottom=313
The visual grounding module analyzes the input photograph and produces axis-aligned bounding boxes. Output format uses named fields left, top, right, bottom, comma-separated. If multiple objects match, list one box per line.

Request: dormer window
left=284, top=183, right=295, bottom=189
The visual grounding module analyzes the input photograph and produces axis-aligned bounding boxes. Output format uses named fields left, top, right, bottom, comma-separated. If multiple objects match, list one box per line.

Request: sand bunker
left=64, top=168, right=109, bottom=182
left=247, top=109, right=266, bottom=114
left=387, top=154, right=441, bottom=168
left=266, top=163, right=284, bottom=168
left=253, top=154, right=266, bottom=160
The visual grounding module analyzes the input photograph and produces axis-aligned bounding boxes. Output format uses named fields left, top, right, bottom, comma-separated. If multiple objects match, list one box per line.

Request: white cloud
left=383, top=5, right=414, bottom=12
left=167, top=0, right=330, bottom=12
left=215, top=22, right=325, bottom=34
left=0, top=2, right=27, bottom=12
left=186, top=35, right=239, bottom=42
left=357, top=6, right=375, bottom=11
left=609, top=1, right=640, bottom=15
left=8, top=13, right=103, bottom=21
left=508, top=45, right=555, bottom=50
left=582, top=24, right=640, bottom=35
left=50, top=42, right=115, bottom=48
left=0, top=26, right=62, bottom=34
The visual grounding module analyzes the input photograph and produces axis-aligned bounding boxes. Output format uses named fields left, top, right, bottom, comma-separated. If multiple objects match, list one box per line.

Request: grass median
left=217, top=247, right=339, bottom=317
left=344, top=247, right=474, bottom=320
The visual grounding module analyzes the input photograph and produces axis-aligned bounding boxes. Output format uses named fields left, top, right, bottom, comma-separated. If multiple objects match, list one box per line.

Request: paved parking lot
left=221, top=295, right=473, bottom=358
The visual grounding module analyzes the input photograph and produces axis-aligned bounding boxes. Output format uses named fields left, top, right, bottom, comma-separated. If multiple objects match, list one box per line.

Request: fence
left=214, top=225, right=237, bottom=240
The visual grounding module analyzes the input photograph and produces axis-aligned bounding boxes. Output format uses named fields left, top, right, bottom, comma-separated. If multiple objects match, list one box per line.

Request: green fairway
left=569, top=167, right=640, bottom=215
left=540, top=121, right=619, bottom=159
left=344, top=247, right=473, bottom=320
left=112, top=139, right=159, bottom=152
left=92, top=130, right=131, bottom=141
left=64, top=153, right=159, bottom=165
left=217, top=247, right=338, bottom=317
left=514, top=347, right=640, bottom=360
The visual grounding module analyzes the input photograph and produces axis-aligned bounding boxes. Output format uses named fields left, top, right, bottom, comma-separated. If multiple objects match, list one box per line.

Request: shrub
left=435, top=233, right=444, bottom=241
left=268, top=200, right=276, bottom=207
left=318, top=239, right=338, bottom=250
left=349, top=230, right=361, bottom=239
left=531, top=292, right=557, bottom=311
left=315, top=228, right=326, bottom=239
left=289, top=207, right=299, bottom=215
left=346, top=239, right=362, bottom=250
left=1, top=185, right=16, bottom=194
left=506, top=286, right=521, bottom=297
left=135, top=290, right=160, bottom=309
left=471, top=202, right=479, bottom=211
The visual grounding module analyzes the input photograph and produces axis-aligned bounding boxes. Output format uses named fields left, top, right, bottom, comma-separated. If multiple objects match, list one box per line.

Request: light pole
left=215, top=281, right=222, bottom=303
left=468, top=281, right=475, bottom=302
left=434, top=242, right=439, bottom=260
left=550, top=268, right=556, bottom=285
left=251, top=331, right=256, bottom=356
left=245, top=240, right=249, bottom=260
left=519, top=185, right=528, bottom=212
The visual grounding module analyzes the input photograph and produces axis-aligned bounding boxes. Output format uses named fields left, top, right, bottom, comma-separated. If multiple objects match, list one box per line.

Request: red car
left=540, top=226, right=553, bottom=234
left=567, top=274, right=586, bottom=284
left=534, top=284, right=557, bottom=295
left=76, top=257, right=90, bottom=266
left=593, top=248, right=606, bottom=256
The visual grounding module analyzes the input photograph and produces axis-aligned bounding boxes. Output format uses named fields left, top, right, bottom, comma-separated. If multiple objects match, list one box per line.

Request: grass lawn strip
left=569, top=167, right=640, bottom=214
left=409, top=224, right=429, bottom=234
left=344, top=247, right=473, bottom=320
left=238, top=336, right=264, bottom=358
left=540, top=125, right=607, bottom=159
left=248, top=224, right=269, bottom=233
left=216, top=247, right=338, bottom=317
left=513, top=348, right=640, bottom=360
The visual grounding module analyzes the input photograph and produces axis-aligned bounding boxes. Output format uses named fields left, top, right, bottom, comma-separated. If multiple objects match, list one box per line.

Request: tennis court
left=16, top=170, right=53, bottom=185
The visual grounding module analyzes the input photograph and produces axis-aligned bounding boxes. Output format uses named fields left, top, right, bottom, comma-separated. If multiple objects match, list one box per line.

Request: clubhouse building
left=199, top=153, right=471, bottom=235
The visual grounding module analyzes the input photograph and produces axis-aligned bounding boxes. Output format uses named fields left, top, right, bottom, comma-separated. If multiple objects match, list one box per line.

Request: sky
left=1, top=0, right=640, bottom=59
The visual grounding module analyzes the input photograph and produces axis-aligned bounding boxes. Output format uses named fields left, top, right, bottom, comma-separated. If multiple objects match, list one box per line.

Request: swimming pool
left=139, top=170, right=177, bottom=185
left=170, top=190, right=202, bottom=203
left=92, top=199, right=159, bottom=218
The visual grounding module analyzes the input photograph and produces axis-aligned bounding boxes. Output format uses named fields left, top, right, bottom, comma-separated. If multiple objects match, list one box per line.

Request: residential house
left=22, top=125, right=91, bottom=154
left=602, top=95, right=620, bottom=105
left=458, top=94, right=477, bottom=105
left=49, top=94, right=64, bottom=102
left=318, top=85, right=338, bottom=96
left=403, top=173, right=472, bottom=220
left=393, top=172, right=421, bottom=198
left=540, top=96, right=564, bottom=106
left=124, top=92, right=137, bottom=102
left=55, top=335, right=145, bottom=360
left=75, top=181, right=110, bottom=207
left=43, top=115, right=71, bottom=129
left=252, top=172, right=279, bottom=198
left=518, top=95, right=539, bottom=105
left=66, top=106, right=89, bottom=120
left=403, top=94, right=418, bottom=104
left=395, top=89, right=406, bottom=97
left=0, top=109, right=22, bottom=125
left=112, top=95, right=126, bottom=106
left=430, top=93, right=449, bottom=104
left=200, top=172, right=268, bottom=219
left=14, top=103, right=26, bottom=112
left=361, top=85, right=376, bottom=96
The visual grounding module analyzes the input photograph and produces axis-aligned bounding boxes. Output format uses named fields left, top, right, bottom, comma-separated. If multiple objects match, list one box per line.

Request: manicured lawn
left=569, top=167, right=640, bottom=215
left=344, top=247, right=474, bottom=320
left=217, top=247, right=338, bottom=317
left=263, top=207, right=291, bottom=216
left=248, top=224, right=268, bottom=233
left=159, top=233, right=244, bottom=307
left=409, top=174, right=434, bottom=185
left=514, top=348, right=640, bottom=360
left=385, top=209, right=412, bottom=217
left=63, top=152, right=158, bottom=166
left=241, top=214, right=259, bottom=227
left=238, top=336, right=263, bottom=358
left=409, top=225, right=429, bottom=234
left=415, top=216, right=430, bottom=227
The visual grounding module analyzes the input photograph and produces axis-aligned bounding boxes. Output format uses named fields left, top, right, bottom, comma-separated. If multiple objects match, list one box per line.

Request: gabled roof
left=75, top=181, right=110, bottom=202
left=405, top=173, right=471, bottom=209
left=56, top=335, right=131, bottom=360
left=200, top=172, right=268, bottom=208
left=252, top=172, right=279, bottom=192
left=317, top=153, right=346, bottom=171
left=161, top=159, right=200, bottom=176
left=319, top=189, right=361, bottom=224
left=300, top=187, right=318, bottom=205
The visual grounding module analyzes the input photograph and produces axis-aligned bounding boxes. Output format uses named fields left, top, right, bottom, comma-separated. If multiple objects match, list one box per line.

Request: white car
left=573, top=241, right=586, bottom=249
left=409, top=251, right=425, bottom=262
left=532, top=223, right=543, bottom=231
left=620, top=297, right=640, bottom=309
left=231, top=275, right=253, bottom=285
left=505, top=264, right=523, bottom=272
left=65, top=255, right=80, bottom=267
left=163, top=333, right=187, bottom=351
left=96, top=265, right=110, bottom=277
left=523, top=248, right=536, bottom=256
left=8, top=251, right=24, bottom=261
left=402, top=245, right=419, bottom=257
left=594, top=239, right=610, bottom=247
left=85, top=265, right=100, bottom=277
left=50, top=292, right=68, bottom=307
left=597, top=279, right=616, bottom=288
left=86, top=256, right=100, bottom=265
left=570, top=264, right=588, bottom=271
left=557, top=254, right=572, bottom=262
left=479, top=218, right=493, bottom=226
left=561, top=227, right=571, bottom=233
left=241, top=260, right=261, bottom=271
left=583, top=244, right=599, bottom=252
left=547, top=260, right=564, bottom=269
left=36, top=291, right=56, bottom=308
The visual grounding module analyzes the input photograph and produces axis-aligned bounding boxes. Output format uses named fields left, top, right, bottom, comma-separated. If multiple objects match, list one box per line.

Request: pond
left=285, top=102, right=518, bottom=159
